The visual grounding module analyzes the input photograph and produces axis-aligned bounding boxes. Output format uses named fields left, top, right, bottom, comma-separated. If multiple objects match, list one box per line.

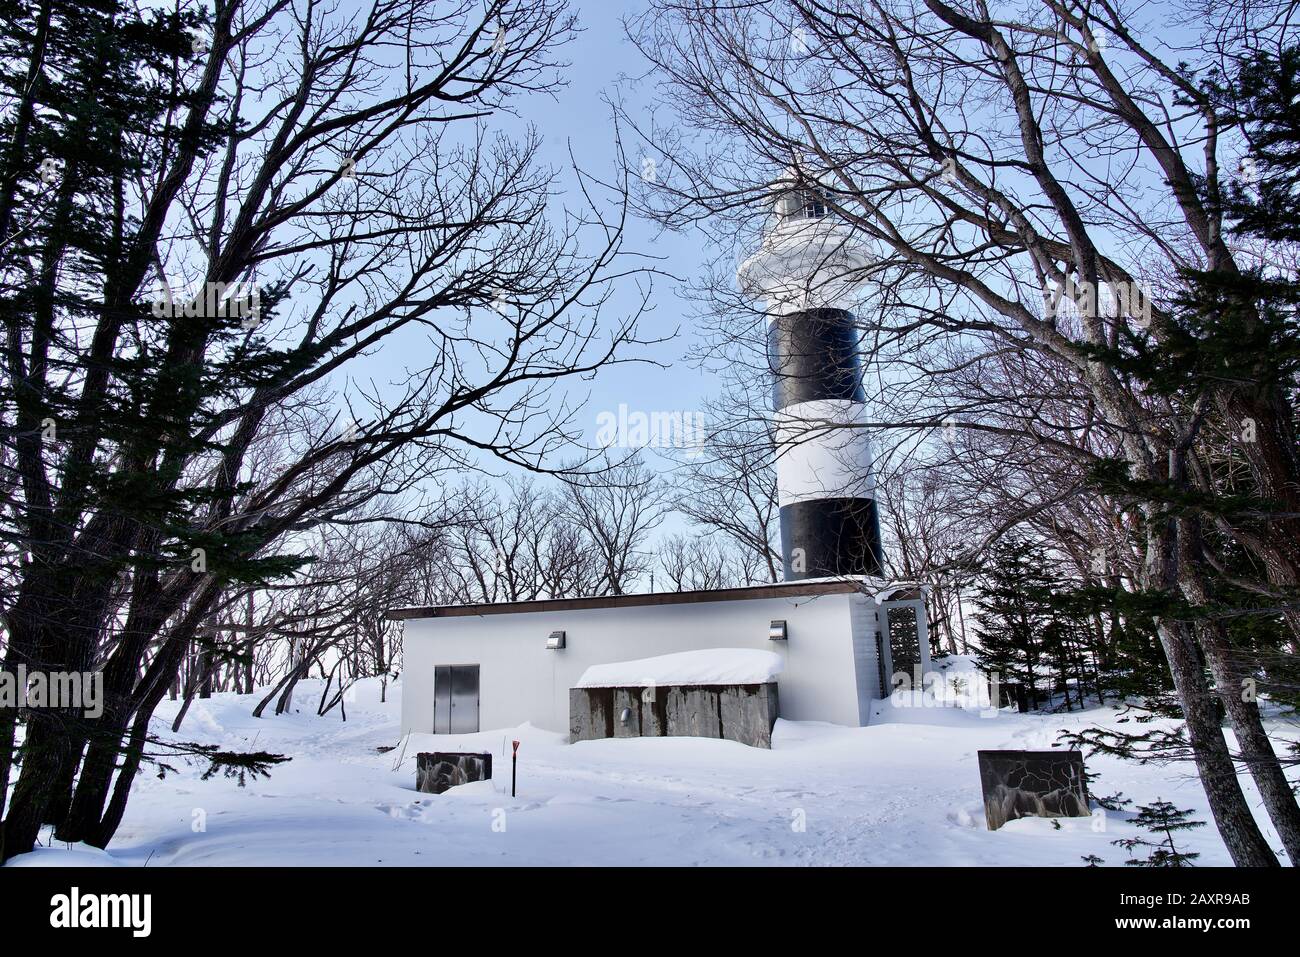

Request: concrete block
left=719, top=681, right=779, bottom=748
left=416, top=751, right=492, bottom=794
left=612, top=687, right=641, bottom=738
left=640, top=685, right=667, bottom=737
left=977, top=749, right=1089, bottom=830
left=665, top=686, right=721, bottom=738
left=569, top=682, right=777, bottom=747
left=569, top=687, right=615, bottom=742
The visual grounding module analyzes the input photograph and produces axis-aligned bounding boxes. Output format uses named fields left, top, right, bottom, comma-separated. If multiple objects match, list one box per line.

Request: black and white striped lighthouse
left=737, top=177, right=883, bottom=581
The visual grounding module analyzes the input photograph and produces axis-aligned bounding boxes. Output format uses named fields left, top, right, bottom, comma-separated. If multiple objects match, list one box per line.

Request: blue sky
left=349, top=0, right=717, bottom=483
left=530, top=0, right=714, bottom=457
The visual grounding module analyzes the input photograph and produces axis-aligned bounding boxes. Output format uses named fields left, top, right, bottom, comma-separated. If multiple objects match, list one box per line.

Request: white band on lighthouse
left=774, top=400, right=875, bottom=508
left=738, top=221, right=870, bottom=318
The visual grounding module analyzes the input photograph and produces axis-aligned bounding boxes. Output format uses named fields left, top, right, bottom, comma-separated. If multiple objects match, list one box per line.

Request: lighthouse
left=394, top=176, right=934, bottom=742
left=737, top=175, right=883, bottom=581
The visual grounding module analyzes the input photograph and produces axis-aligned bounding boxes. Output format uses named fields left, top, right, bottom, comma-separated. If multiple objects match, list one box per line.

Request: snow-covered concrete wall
left=400, top=592, right=869, bottom=735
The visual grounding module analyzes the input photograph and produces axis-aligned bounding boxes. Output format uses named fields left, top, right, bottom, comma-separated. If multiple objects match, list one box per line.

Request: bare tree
left=0, top=0, right=652, bottom=859
left=658, top=531, right=755, bottom=590
left=670, top=381, right=783, bottom=582
left=563, top=455, right=668, bottom=595
left=438, top=476, right=604, bottom=603
left=242, top=518, right=437, bottom=719
left=626, top=0, right=1300, bottom=865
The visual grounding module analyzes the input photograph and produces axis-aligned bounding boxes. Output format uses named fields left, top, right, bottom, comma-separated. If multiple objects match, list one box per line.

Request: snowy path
left=8, top=678, right=1294, bottom=866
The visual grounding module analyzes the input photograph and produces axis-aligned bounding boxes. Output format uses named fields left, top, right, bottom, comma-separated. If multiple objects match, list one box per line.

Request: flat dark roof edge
left=385, top=579, right=870, bottom=620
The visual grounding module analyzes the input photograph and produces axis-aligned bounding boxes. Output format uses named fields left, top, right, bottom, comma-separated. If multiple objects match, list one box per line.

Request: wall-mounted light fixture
left=546, top=630, right=566, bottom=650
left=769, top=619, right=787, bottom=641
left=619, top=707, right=632, bottom=726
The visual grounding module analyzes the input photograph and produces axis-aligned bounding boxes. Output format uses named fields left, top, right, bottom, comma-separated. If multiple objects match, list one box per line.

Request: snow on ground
left=7, top=675, right=1298, bottom=867
left=575, top=648, right=784, bottom=688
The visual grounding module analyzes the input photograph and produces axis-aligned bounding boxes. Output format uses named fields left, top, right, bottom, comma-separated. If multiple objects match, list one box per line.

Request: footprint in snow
left=946, top=807, right=980, bottom=828
left=375, top=802, right=423, bottom=821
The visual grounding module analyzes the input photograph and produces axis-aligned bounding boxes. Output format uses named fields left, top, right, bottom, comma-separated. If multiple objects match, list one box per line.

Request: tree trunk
left=92, top=638, right=194, bottom=847
left=1155, top=619, right=1279, bottom=866
left=1, top=714, right=73, bottom=861
left=1204, top=629, right=1300, bottom=865
left=91, top=702, right=154, bottom=848
left=1176, top=518, right=1300, bottom=864
left=197, top=642, right=214, bottom=699
left=0, top=710, right=15, bottom=859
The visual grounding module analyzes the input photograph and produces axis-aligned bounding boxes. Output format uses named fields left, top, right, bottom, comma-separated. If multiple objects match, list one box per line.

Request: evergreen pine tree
left=1071, top=46, right=1300, bottom=710
left=974, top=536, right=1055, bottom=710
left=1112, top=799, right=1206, bottom=867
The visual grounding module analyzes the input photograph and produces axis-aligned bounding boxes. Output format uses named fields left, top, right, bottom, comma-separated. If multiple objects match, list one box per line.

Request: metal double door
left=433, top=664, right=480, bottom=734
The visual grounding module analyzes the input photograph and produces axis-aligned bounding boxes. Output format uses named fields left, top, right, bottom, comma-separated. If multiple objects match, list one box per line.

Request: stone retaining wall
left=570, top=682, right=779, bottom=748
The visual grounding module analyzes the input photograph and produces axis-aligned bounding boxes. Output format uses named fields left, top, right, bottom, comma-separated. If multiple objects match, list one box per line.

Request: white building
left=392, top=578, right=931, bottom=735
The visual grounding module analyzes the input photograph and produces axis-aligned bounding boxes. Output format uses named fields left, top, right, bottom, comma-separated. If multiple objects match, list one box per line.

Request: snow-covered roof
left=386, top=576, right=901, bottom=620
left=869, top=581, right=928, bottom=604
left=574, top=649, right=784, bottom=689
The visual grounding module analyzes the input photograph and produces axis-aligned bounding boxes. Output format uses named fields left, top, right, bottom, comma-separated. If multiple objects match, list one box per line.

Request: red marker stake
left=511, top=739, right=520, bottom=797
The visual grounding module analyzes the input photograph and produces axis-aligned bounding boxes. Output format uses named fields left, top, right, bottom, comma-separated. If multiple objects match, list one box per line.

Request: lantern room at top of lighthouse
left=738, top=173, right=873, bottom=316
left=774, top=184, right=830, bottom=222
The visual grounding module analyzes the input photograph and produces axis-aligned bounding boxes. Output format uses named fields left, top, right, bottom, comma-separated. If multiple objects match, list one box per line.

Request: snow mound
left=932, top=654, right=980, bottom=674
left=6, top=843, right=123, bottom=867
left=575, top=649, right=783, bottom=688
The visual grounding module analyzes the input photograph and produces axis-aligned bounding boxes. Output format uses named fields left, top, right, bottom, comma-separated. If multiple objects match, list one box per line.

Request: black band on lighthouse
left=769, top=307, right=884, bottom=581
left=780, top=498, right=884, bottom=579
left=767, top=308, right=865, bottom=410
